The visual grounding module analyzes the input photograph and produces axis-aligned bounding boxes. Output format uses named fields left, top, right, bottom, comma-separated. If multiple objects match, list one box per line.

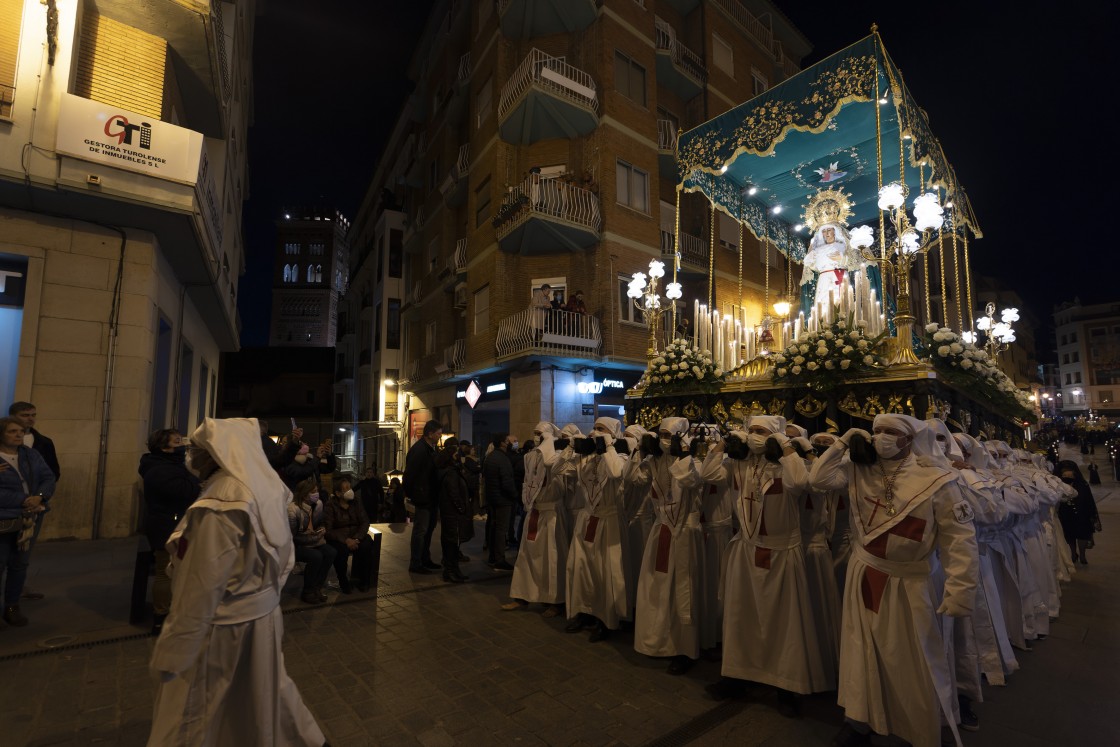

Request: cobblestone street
left=3, top=445, right=1119, bottom=746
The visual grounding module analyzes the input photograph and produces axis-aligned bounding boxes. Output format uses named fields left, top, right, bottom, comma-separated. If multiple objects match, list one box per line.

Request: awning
left=676, top=33, right=980, bottom=262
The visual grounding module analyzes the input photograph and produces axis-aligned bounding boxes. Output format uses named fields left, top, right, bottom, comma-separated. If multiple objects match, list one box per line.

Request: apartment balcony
left=657, top=119, right=679, bottom=179
left=497, top=0, right=598, bottom=39
left=494, top=174, right=601, bottom=256
left=359, top=348, right=372, bottom=368
left=435, top=339, right=467, bottom=380
left=654, top=18, right=707, bottom=101
left=498, top=49, right=599, bottom=145
left=446, top=52, right=472, bottom=122
left=496, top=308, right=602, bottom=363
left=443, top=238, right=469, bottom=289
left=660, top=229, right=709, bottom=274
left=403, top=205, right=426, bottom=250
left=440, top=144, right=471, bottom=208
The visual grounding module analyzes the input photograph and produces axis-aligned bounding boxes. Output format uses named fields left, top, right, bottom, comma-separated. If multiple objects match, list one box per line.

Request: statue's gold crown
left=803, top=187, right=854, bottom=233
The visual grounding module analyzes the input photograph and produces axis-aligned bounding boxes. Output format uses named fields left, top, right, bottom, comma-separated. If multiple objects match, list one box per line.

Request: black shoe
left=354, top=582, right=371, bottom=593
left=458, top=552, right=471, bottom=562
left=667, top=655, right=695, bottom=675
left=301, top=591, right=325, bottom=605
left=489, top=561, right=514, bottom=571
left=3, top=605, right=28, bottom=627
left=338, top=579, right=353, bottom=594
left=705, top=677, right=747, bottom=701
left=958, top=698, right=979, bottom=732
left=831, top=723, right=871, bottom=747
left=409, top=566, right=434, bottom=574
left=151, top=614, right=167, bottom=636
left=443, top=571, right=468, bottom=583
left=776, top=690, right=801, bottom=718
left=317, top=588, right=329, bottom=602
left=564, top=617, right=586, bottom=634
left=21, top=590, right=45, bottom=601
left=588, top=623, right=611, bottom=643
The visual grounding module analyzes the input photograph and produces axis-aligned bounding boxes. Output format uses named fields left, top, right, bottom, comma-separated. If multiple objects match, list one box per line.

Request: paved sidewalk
left=3, top=446, right=1119, bottom=746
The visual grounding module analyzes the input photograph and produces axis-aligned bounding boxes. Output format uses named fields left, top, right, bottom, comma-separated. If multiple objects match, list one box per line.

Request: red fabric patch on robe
left=655, top=524, right=672, bottom=573
left=583, top=516, right=599, bottom=543
left=891, top=514, right=927, bottom=542
left=861, top=566, right=889, bottom=612
left=754, top=546, right=772, bottom=569
left=526, top=508, right=540, bottom=541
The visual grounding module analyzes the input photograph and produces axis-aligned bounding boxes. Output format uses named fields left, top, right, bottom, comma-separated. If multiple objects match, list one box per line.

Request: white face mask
left=307, top=492, right=320, bottom=504
left=342, top=489, right=355, bottom=501
left=747, top=433, right=769, bottom=454
left=873, top=433, right=905, bottom=459
left=659, top=437, right=672, bottom=450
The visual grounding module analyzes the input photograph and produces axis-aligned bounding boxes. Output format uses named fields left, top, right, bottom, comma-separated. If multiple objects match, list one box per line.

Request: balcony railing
left=494, top=174, right=602, bottom=240
left=711, top=0, right=774, bottom=55
left=457, top=52, right=472, bottom=83
left=657, top=119, right=678, bottom=152
left=654, top=18, right=708, bottom=87
left=496, top=307, right=602, bottom=360
left=498, top=48, right=598, bottom=120
left=447, top=238, right=468, bottom=274
left=660, top=229, right=709, bottom=269
left=445, top=339, right=466, bottom=372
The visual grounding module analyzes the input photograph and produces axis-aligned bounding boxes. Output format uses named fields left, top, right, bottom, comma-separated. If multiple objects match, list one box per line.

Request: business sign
left=55, top=93, right=205, bottom=185
left=577, top=378, right=626, bottom=395
left=456, top=376, right=510, bottom=405
left=464, top=380, right=482, bottom=408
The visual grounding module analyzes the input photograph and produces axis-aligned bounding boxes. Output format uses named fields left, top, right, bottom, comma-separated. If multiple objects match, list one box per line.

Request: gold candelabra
left=627, top=260, right=682, bottom=386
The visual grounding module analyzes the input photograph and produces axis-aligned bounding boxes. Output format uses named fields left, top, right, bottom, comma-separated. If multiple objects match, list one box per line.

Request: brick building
left=1054, top=299, right=1120, bottom=418
left=337, top=0, right=812, bottom=464
left=0, top=0, right=254, bottom=538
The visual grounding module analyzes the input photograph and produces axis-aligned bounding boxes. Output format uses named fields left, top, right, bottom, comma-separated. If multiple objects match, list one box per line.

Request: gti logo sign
left=577, top=378, right=625, bottom=394
left=104, top=115, right=153, bottom=149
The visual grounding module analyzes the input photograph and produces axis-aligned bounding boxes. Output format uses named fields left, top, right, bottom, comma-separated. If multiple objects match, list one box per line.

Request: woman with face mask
left=563, top=417, right=630, bottom=642
left=701, top=415, right=829, bottom=714
left=287, top=477, right=337, bottom=604
left=809, top=414, right=978, bottom=747
left=628, top=417, right=704, bottom=675
left=1054, top=461, right=1099, bottom=566
left=324, top=477, right=375, bottom=593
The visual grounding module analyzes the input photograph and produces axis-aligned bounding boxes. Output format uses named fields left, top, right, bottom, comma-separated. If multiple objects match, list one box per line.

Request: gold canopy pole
left=673, top=187, right=681, bottom=333
left=963, top=227, right=975, bottom=333
left=949, top=182, right=964, bottom=332
left=708, top=203, right=716, bottom=309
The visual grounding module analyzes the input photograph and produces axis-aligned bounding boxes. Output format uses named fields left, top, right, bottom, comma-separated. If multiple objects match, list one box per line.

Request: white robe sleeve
left=779, top=452, right=809, bottom=495
left=809, top=443, right=850, bottom=492
left=932, top=481, right=979, bottom=617
left=669, top=455, right=701, bottom=490
left=151, top=509, right=248, bottom=677
left=957, top=469, right=1008, bottom=525
left=699, top=449, right=729, bottom=486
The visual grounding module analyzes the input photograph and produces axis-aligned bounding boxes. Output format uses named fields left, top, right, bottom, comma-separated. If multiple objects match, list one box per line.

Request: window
left=0, top=0, right=20, bottom=119
left=1060, top=334, right=1068, bottom=345
left=308, top=243, right=324, bottom=256
left=1073, top=352, right=1080, bottom=362
left=719, top=213, right=739, bottom=252
left=176, top=343, right=195, bottom=434
left=476, top=75, right=492, bottom=129
left=615, top=159, right=649, bottom=213
left=1075, top=372, right=1082, bottom=384
left=284, top=242, right=300, bottom=255
left=613, top=50, right=647, bottom=107
left=306, top=265, right=314, bottom=283
left=751, top=68, right=768, bottom=96
left=428, top=157, right=440, bottom=190
left=1071, top=331, right=1078, bottom=343
left=712, top=33, right=733, bottom=76
left=475, top=176, right=492, bottom=227
left=619, top=274, right=644, bottom=325
left=1063, top=353, right=1070, bottom=364
left=1066, top=374, right=1071, bottom=385
left=1100, top=390, right=1114, bottom=404
left=197, top=361, right=210, bottom=426
left=425, top=321, right=437, bottom=355
left=474, top=284, right=490, bottom=334
left=388, top=228, right=403, bottom=278
left=374, top=302, right=382, bottom=352
left=387, top=299, right=401, bottom=349
left=1091, top=326, right=1107, bottom=337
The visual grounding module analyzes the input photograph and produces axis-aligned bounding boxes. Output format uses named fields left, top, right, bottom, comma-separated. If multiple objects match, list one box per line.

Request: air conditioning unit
left=453, top=285, right=468, bottom=309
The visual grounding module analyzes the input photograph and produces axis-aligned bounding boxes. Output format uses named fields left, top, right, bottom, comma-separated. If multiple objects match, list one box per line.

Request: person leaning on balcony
left=532, top=283, right=553, bottom=340
left=139, top=428, right=202, bottom=634
left=0, top=416, right=55, bottom=629
left=564, top=291, right=588, bottom=315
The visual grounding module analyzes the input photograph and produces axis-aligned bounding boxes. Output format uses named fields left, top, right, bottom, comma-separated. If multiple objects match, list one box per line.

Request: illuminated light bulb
left=748, top=186, right=759, bottom=196
left=793, top=223, right=804, bottom=232
left=877, top=182, right=906, bottom=211
left=647, top=260, right=666, bottom=279
left=960, top=331, right=976, bottom=344
left=1000, top=307, right=1020, bottom=323
left=773, top=299, right=791, bottom=316
left=719, top=164, right=729, bottom=174
left=850, top=224, right=875, bottom=249
left=899, top=230, right=920, bottom=255
left=665, top=282, right=683, bottom=300
left=912, top=192, right=945, bottom=232
left=772, top=205, right=782, bottom=214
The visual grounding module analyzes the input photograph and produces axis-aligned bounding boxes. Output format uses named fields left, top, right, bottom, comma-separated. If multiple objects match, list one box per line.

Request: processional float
left=626, top=29, right=1034, bottom=445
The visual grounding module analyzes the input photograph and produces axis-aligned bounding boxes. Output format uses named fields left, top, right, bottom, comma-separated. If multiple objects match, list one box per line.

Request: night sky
left=239, top=1, right=1118, bottom=357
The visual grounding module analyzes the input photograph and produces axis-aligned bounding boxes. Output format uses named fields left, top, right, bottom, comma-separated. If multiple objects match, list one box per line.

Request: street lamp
left=628, top=259, right=682, bottom=384
left=850, top=182, right=946, bottom=365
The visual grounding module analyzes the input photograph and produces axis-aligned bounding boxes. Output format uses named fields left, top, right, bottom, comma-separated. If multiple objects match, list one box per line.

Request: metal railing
left=453, top=143, right=470, bottom=179
left=496, top=307, right=602, bottom=360
left=448, top=238, right=468, bottom=274
left=774, top=41, right=800, bottom=79
left=657, top=119, right=678, bottom=151
left=410, top=281, right=423, bottom=305
left=457, top=52, right=472, bottom=83
left=654, top=18, right=708, bottom=86
left=498, top=48, right=598, bottom=120
left=711, top=0, right=774, bottom=55
left=659, top=229, right=709, bottom=268
left=444, top=339, right=466, bottom=372
left=494, top=174, right=602, bottom=240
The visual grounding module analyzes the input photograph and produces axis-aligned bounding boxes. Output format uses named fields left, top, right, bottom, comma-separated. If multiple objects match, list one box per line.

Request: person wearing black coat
left=138, top=428, right=202, bottom=632
left=1055, top=461, right=1101, bottom=565
left=436, top=444, right=471, bottom=583
left=404, top=420, right=443, bottom=573
left=259, top=420, right=302, bottom=471
left=483, top=433, right=518, bottom=570
left=356, top=467, right=386, bottom=524
left=1088, top=463, right=1101, bottom=485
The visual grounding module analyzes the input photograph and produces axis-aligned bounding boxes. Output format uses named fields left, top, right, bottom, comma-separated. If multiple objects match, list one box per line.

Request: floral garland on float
left=918, top=323, right=1036, bottom=422
left=771, top=313, right=887, bottom=391
left=645, top=339, right=725, bottom=395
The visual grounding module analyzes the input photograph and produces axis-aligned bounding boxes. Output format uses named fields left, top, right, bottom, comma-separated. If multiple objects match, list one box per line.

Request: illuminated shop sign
left=577, top=378, right=626, bottom=395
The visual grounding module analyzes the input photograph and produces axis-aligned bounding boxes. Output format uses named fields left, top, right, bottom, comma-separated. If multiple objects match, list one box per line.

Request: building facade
left=338, top=0, right=814, bottom=466
left=268, top=207, right=351, bottom=347
left=1054, top=299, right=1120, bottom=417
left=0, top=0, right=254, bottom=538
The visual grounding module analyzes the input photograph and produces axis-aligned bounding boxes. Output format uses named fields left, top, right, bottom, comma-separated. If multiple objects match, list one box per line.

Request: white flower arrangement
left=772, top=316, right=886, bottom=390
left=921, top=324, right=1036, bottom=420
left=646, top=338, right=725, bottom=392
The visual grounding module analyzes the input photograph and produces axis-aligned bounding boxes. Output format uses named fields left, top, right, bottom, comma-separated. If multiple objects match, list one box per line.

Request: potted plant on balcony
left=646, top=338, right=724, bottom=395
left=771, top=315, right=886, bottom=392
